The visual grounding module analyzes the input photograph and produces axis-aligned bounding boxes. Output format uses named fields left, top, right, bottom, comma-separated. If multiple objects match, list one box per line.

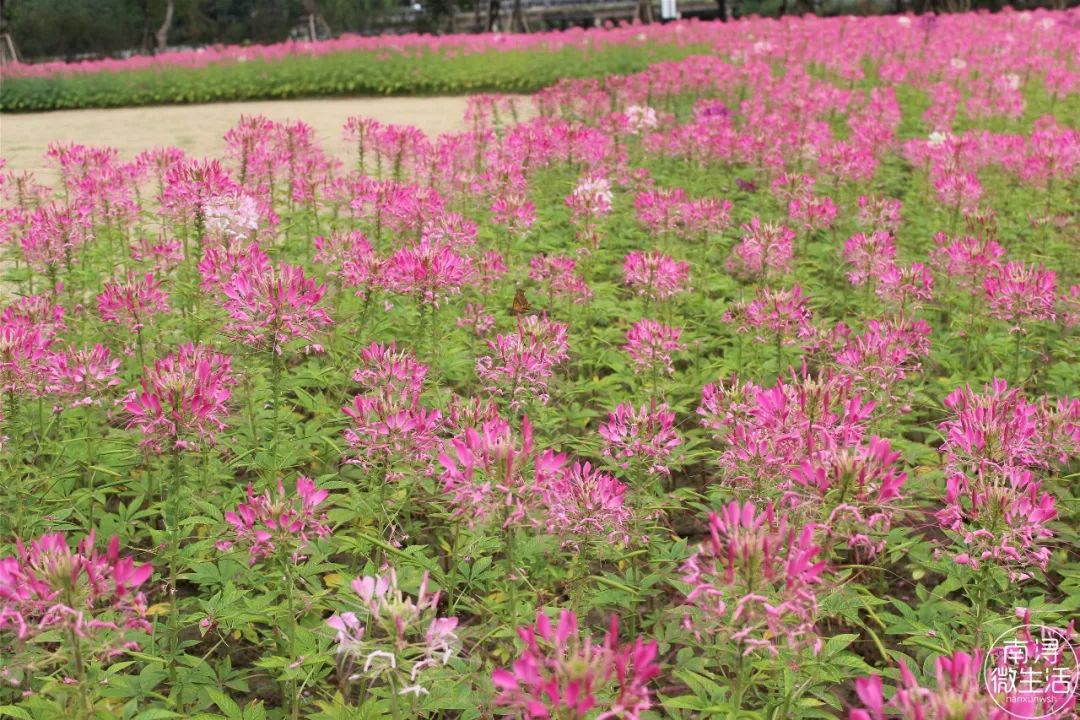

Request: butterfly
left=511, top=288, right=531, bottom=316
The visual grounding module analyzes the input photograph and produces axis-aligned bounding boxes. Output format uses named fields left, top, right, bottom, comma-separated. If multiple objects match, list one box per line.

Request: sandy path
left=0, top=96, right=483, bottom=179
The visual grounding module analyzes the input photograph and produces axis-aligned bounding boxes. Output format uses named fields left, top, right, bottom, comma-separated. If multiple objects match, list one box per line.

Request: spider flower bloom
left=697, top=367, right=876, bottom=490
left=492, top=609, right=661, bottom=720
left=351, top=342, right=428, bottom=405
left=381, top=240, right=473, bottom=307
left=622, top=251, right=691, bottom=303
left=2, top=293, right=66, bottom=340
left=598, top=402, right=682, bottom=477
left=203, top=192, right=263, bottom=242
left=124, top=344, right=234, bottom=452
left=45, top=343, right=121, bottom=408
left=20, top=202, right=92, bottom=276
left=221, top=262, right=332, bottom=353
left=680, top=501, right=825, bottom=655
left=625, top=104, right=659, bottom=134
left=875, top=262, right=934, bottom=309
left=539, top=461, right=633, bottom=548
left=327, top=568, right=460, bottom=698
left=216, top=476, right=332, bottom=565
left=939, top=379, right=1050, bottom=478
left=789, top=437, right=907, bottom=558
left=725, top=218, right=795, bottom=281
left=477, top=315, right=570, bottom=409
left=439, top=415, right=562, bottom=527
left=567, top=175, right=613, bottom=219
left=833, top=316, right=932, bottom=396
left=529, top=254, right=593, bottom=304
left=850, top=651, right=1014, bottom=720
left=939, top=467, right=1058, bottom=581
left=624, top=319, right=684, bottom=376
left=787, top=194, right=837, bottom=232
left=342, top=395, right=443, bottom=476
left=0, top=532, right=151, bottom=659
left=930, top=233, right=1005, bottom=296
left=743, top=285, right=815, bottom=348
left=856, top=195, right=903, bottom=234
left=984, top=262, right=1057, bottom=331
left=843, top=232, right=896, bottom=287
left=0, top=322, right=52, bottom=397
left=96, top=272, right=170, bottom=333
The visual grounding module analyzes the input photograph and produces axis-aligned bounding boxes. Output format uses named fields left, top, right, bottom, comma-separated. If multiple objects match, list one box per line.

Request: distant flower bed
left=1, top=7, right=1080, bottom=719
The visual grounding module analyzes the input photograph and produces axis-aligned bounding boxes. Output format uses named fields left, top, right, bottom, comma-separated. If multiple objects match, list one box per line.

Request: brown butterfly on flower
left=511, top=288, right=531, bottom=316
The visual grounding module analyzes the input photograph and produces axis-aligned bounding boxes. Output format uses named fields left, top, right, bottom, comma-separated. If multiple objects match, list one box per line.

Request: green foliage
left=0, top=42, right=705, bottom=112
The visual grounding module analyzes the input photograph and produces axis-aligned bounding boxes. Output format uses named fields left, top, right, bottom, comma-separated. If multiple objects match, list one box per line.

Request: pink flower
left=843, top=232, right=896, bottom=287
left=342, top=395, right=443, bottom=476
left=0, top=532, right=151, bottom=664
left=680, top=501, right=825, bottom=655
left=789, top=436, right=907, bottom=558
left=725, top=218, right=794, bottom=281
left=221, top=262, right=332, bottom=353
left=351, top=342, right=428, bottom=405
left=624, top=319, right=683, bottom=376
left=875, top=262, right=934, bottom=309
left=493, top=609, right=660, bottom=720
left=124, top=344, right=234, bottom=452
left=216, top=476, right=332, bottom=565
left=857, top=195, right=903, bottom=234
left=0, top=322, right=52, bottom=397
left=930, top=232, right=1005, bottom=296
left=850, top=651, right=1012, bottom=720
left=456, top=303, right=496, bottom=337
left=698, top=367, right=875, bottom=491
left=622, top=251, right=691, bottom=303
left=743, top=285, right=815, bottom=347
left=530, top=254, right=593, bottom=304
left=598, top=402, right=681, bottom=477
left=984, top=262, right=1057, bottom=330
left=20, top=202, right=92, bottom=276
left=97, top=272, right=170, bottom=333
left=477, top=315, right=570, bottom=409
left=381, top=241, right=473, bottom=307
left=45, top=343, right=121, bottom=408
left=539, top=462, right=633, bottom=548
left=439, top=415, right=560, bottom=528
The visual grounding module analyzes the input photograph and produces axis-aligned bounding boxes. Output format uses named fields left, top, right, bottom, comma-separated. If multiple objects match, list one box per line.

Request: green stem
left=1012, top=331, right=1024, bottom=387
left=167, top=448, right=184, bottom=683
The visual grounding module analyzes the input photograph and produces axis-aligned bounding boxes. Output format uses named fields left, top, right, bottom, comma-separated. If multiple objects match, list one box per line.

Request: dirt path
left=0, top=96, right=484, bottom=179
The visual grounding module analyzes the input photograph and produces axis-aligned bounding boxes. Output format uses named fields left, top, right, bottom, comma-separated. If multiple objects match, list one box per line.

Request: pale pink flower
left=623, top=319, right=683, bottom=376
left=96, top=272, right=170, bottom=333
left=622, top=251, right=690, bottom=303
left=598, top=402, right=681, bottom=477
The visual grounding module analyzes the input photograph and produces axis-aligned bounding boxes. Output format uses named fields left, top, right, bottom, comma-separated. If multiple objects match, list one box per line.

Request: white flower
left=625, top=105, right=659, bottom=134
left=897, top=16, right=912, bottom=27
left=950, top=58, right=967, bottom=70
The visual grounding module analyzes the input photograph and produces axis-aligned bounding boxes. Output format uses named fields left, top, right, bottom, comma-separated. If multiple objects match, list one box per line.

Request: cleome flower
left=493, top=609, right=661, bottom=720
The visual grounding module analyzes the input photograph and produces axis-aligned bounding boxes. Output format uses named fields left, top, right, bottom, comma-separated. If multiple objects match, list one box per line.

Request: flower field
left=2, top=9, right=1080, bottom=719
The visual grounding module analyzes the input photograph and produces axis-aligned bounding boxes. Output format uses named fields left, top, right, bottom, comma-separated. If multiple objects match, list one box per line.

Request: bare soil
left=0, top=96, right=482, bottom=179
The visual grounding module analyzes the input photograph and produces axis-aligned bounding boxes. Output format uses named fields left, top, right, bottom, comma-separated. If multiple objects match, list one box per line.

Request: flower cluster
left=0, top=533, right=151, bottom=680
left=124, top=344, right=235, bottom=451
left=493, top=609, right=661, bottom=719
left=327, top=568, right=460, bottom=699
left=216, top=476, right=333, bottom=565
left=622, top=251, right=691, bottom=303
left=681, top=501, right=825, bottom=655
